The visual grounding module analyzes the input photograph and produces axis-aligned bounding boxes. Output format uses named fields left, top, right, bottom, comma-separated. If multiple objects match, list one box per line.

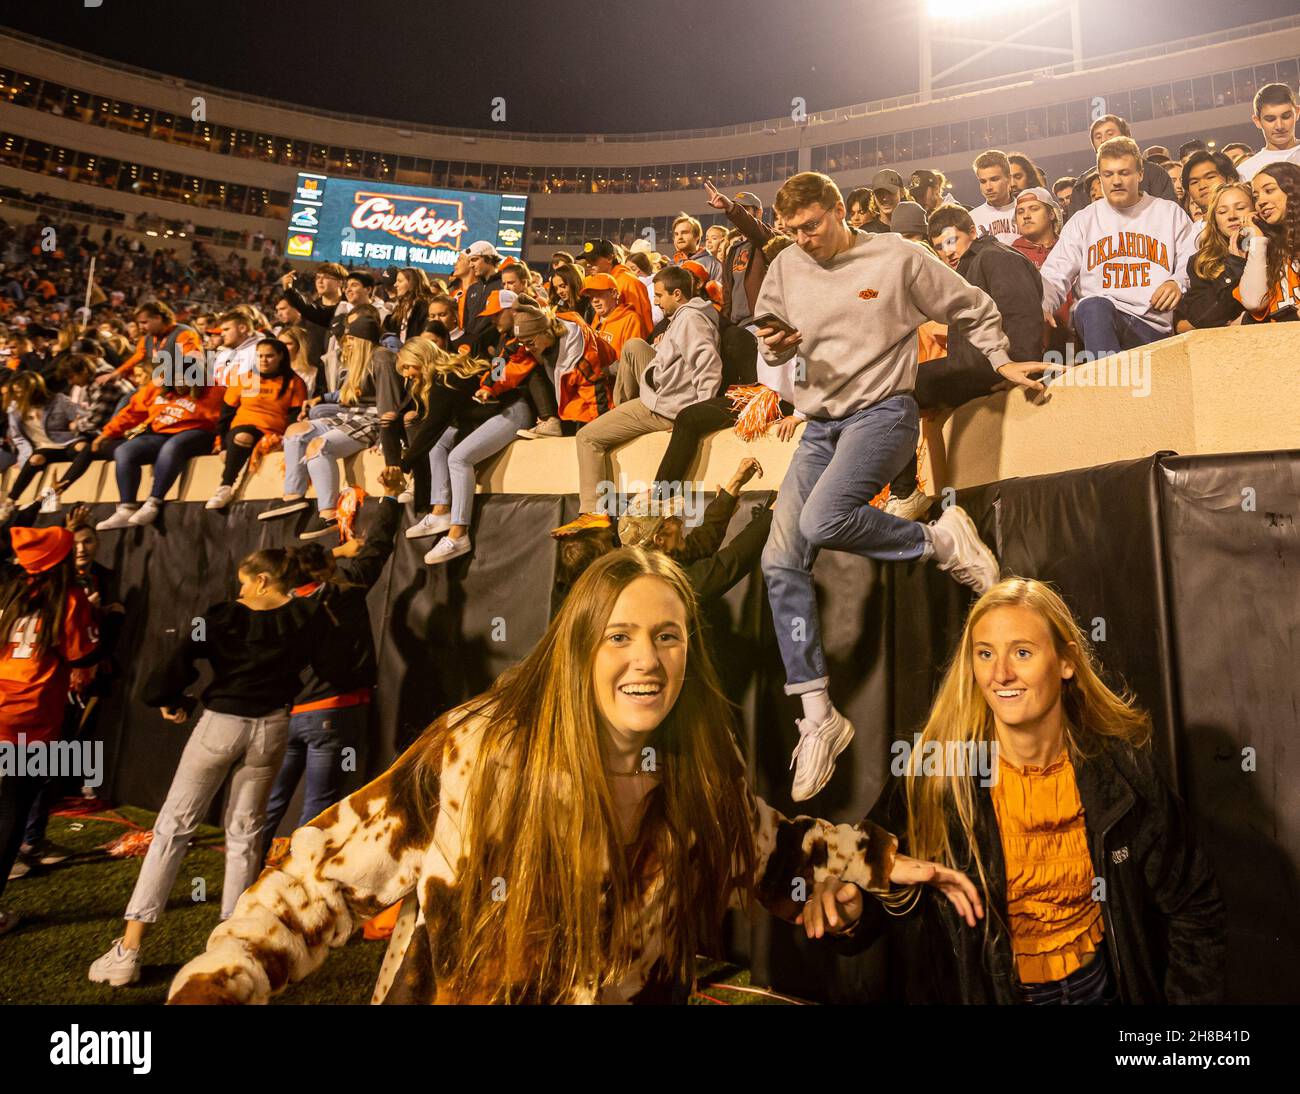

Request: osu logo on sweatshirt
left=858, top=288, right=880, bottom=300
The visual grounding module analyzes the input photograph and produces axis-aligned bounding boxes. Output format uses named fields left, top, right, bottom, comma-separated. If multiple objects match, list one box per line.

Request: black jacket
left=1175, top=254, right=1247, bottom=329
left=1065, top=162, right=1177, bottom=223
left=141, top=597, right=322, bottom=718
left=951, top=236, right=1045, bottom=365
left=462, top=271, right=503, bottom=348
left=294, top=496, right=400, bottom=706
left=684, top=498, right=772, bottom=604
left=845, top=739, right=1225, bottom=1004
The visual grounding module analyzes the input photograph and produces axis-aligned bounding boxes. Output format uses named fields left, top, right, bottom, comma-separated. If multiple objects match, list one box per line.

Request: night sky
left=5, top=0, right=1298, bottom=133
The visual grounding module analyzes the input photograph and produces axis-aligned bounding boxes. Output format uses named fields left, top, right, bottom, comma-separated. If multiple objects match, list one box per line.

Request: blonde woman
left=825, top=577, right=1224, bottom=1004
left=168, top=548, right=979, bottom=1004
left=260, top=312, right=390, bottom=539
left=1174, top=182, right=1256, bottom=332
left=276, top=324, right=320, bottom=397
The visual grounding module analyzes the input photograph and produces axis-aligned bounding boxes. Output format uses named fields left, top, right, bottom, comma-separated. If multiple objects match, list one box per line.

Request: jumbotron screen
left=284, top=172, right=528, bottom=271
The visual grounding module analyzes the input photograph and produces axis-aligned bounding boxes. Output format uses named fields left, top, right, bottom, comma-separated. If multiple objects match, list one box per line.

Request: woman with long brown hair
left=167, top=549, right=979, bottom=1004
left=384, top=267, right=434, bottom=343
left=1174, top=181, right=1256, bottom=331
left=549, top=263, right=593, bottom=325
left=1237, top=161, right=1300, bottom=321
left=822, top=578, right=1224, bottom=1004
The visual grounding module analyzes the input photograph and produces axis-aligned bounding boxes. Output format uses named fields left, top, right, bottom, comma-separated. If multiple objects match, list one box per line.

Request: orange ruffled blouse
left=990, top=749, right=1105, bottom=985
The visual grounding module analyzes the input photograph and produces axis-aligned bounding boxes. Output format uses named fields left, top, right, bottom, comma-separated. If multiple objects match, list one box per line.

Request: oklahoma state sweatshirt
left=754, top=230, right=1011, bottom=420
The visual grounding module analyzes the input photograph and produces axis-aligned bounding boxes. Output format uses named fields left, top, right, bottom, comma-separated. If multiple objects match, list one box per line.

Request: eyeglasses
left=784, top=209, right=834, bottom=239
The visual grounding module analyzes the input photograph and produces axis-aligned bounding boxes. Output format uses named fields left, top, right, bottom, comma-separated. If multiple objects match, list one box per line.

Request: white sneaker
left=405, top=512, right=452, bottom=540
left=38, top=488, right=62, bottom=515
left=933, top=505, right=999, bottom=595
left=128, top=498, right=163, bottom=526
left=517, top=417, right=563, bottom=439
left=95, top=505, right=139, bottom=531
left=884, top=486, right=932, bottom=522
left=424, top=535, right=471, bottom=565
left=205, top=485, right=234, bottom=510
left=258, top=498, right=310, bottom=521
left=88, top=938, right=142, bottom=987
left=789, top=707, right=856, bottom=802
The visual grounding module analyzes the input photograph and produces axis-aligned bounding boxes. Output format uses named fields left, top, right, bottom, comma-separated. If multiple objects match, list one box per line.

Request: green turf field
left=0, top=807, right=789, bottom=1005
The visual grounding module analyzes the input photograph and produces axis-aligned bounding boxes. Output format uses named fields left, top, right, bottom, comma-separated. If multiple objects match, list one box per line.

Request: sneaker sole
left=425, top=545, right=471, bottom=565
left=89, top=968, right=141, bottom=987
left=299, top=528, right=340, bottom=541
left=405, top=526, right=451, bottom=540
left=940, top=507, right=999, bottom=594
left=792, top=717, right=856, bottom=802
left=258, top=504, right=310, bottom=521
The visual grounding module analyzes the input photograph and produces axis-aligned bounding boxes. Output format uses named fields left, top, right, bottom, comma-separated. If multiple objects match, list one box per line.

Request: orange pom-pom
left=337, top=485, right=368, bottom=543
left=727, top=384, right=782, bottom=442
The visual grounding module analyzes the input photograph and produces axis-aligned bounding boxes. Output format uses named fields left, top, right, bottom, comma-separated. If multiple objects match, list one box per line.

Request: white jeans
left=123, top=709, right=289, bottom=923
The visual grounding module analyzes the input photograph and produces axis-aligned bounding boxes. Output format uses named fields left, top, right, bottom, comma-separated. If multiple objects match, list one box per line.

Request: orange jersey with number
left=0, top=588, right=99, bottom=742
left=1234, top=258, right=1300, bottom=320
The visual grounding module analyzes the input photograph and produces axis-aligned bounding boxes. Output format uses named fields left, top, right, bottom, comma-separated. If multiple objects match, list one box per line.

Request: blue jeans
left=761, top=394, right=927, bottom=693
left=113, top=429, right=214, bottom=503
left=259, top=705, right=369, bottom=856
left=1071, top=296, right=1167, bottom=359
left=281, top=420, right=366, bottom=510
left=430, top=400, right=534, bottom=526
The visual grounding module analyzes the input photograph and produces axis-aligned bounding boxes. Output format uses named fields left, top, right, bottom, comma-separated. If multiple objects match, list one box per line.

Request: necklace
left=604, top=768, right=653, bottom=778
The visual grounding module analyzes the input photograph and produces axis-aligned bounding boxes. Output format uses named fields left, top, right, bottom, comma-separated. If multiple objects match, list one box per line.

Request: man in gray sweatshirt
left=553, top=265, right=722, bottom=536
left=754, top=171, right=1046, bottom=801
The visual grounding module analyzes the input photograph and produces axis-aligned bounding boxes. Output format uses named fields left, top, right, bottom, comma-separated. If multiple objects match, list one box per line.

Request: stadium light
left=919, top=0, right=1082, bottom=102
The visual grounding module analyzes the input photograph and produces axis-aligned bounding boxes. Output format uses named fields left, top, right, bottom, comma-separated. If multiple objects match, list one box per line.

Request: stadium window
left=1279, top=58, right=1299, bottom=90
left=64, top=89, right=90, bottom=123
left=1066, top=100, right=1088, bottom=133
left=95, top=157, right=121, bottom=187
left=132, top=105, right=155, bottom=135
left=988, top=114, right=1008, bottom=145
left=1211, top=72, right=1234, bottom=108
left=1254, top=64, right=1277, bottom=89
left=37, top=80, right=67, bottom=114
left=1233, top=69, right=1255, bottom=106
left=154, top=112, right=176, bottom=140
left=895, top=132, right=912, bottom=162
left=1025, top=107, right=1046, bottom=141
left=1045, top=104, right=1067, bottom=139
left=877, top=134, right=895, bottom=164
left=326, top=146, right=345, bottom=172
left=1129, top=87, right=1152, bottom=123
left=180, top=175, right=202, bottom=202
left=0, top=133, right=21, bottom=167
left=825, top=143, right=842, bottom=172
left=1171, top=80, right=1193, bottom=114
left=946, top=125, right=966, bottom=154
left=1102, top=91, right=1130, bottom=120
left=89, top=96, right=111, bottom=126
left=362, top=151, right=382, bottom=178
left=0, top=69, right=13, bottom=102
left=431, top=159, right=448, bottom=185
left=20, top=139, right=47, bottom=172
left=911, top=129, right=930, bottom=160
left=1152, top=85, right=1172, bottom=119
left=1006, top=111, right=1027, bottom=144
left=811, top=146, right=827, bottom=172
left=225, top=183, right=248, bottom=213
left=11, top=75, right=38, bottom=109
left=1192, top=76, right=1212, bottom=112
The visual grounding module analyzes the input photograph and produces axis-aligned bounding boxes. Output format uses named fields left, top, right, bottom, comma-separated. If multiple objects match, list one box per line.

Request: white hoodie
left=1040, top=193, right=1199, bottom=332
left=970, top=200, right=1019, bottom=245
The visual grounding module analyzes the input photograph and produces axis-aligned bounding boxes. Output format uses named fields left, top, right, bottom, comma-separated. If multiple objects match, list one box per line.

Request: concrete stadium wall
left=3, top=327, right=1296, bottom=507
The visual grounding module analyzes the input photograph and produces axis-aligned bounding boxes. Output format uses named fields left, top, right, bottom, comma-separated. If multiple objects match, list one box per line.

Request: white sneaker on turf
left=789, top=707, right=856, bottom=802
left=405, top=512, right=452, bottom=539
left=933, top=505, right=999, bottom=595
left=95, top=505, right=138, bottom=531
left=88, top=938, right=142, bottom=986
left=884, top=486, right=933, bottom=522
left=128, top=498, right=162, bottom=526
left=205, top=485, right=234, bottom=510
left=424, top=535, right=471, bottom=565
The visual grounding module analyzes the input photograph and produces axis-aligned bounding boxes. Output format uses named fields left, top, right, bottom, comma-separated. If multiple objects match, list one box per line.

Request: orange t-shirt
left=610, top=264, right=652, bottom=337
left=1234, top=258, right=1300, bottom=320
left=225, top=372, right=308, bottom=433
left=0, top=587, right=99, bottom=742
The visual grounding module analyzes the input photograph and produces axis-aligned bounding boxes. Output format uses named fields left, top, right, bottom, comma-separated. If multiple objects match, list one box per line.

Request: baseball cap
left=678, top=260, right=710, bottom=284
left=579, top=239, right=617, bottom=263
left=871, top=169, right=905, bottom=195
left=733, top=191, right=762, bottom=210
left=9, top=526, right=73, bottom=574
left=910, top=169, right=943, bottom=191
left=628, top=238, right=654, bottom=255
left=464, top=240, right=501, bottom=259
left=1014, top=186, right=1061, bottom=213
left=580, top=273, right=619, bottom=295
left=479, top=289, right=520, bottom=317
left=344, top=313, right=382, bottom=344
left=889, top=201, right=929, bottom=237
left=345, top=270, right=376, bottom=288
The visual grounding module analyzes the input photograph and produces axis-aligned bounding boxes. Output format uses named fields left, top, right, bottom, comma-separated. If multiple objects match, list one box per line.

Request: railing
left=3, top=14, right=1298, bottom=145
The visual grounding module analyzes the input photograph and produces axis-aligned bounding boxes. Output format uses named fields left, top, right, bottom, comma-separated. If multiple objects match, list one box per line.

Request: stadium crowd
left=2, top=80, right=1293, bottom=1004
